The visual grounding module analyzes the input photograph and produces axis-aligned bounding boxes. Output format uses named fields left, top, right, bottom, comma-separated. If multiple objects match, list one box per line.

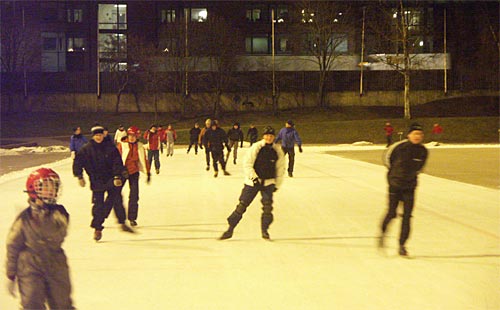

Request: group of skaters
left=6, top=118, right=429, bottom=308
left=384, top=121, right=443, bottom=147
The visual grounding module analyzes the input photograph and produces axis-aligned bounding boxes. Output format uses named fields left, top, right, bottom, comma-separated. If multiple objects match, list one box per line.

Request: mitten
left=78, top=177, right=85, bottom=187
left=113, top=176, right=123, bottom=187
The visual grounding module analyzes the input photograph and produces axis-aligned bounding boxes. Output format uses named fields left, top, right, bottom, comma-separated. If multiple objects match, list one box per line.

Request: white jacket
left=118, top=140, right=149, bottom=175
left=243, top=140, right=285, bottom=189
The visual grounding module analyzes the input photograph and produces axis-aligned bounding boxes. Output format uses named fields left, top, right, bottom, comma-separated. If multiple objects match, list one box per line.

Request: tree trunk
left=133, top=91, right=141, bottom=113
left=318, top=71, right=328, bottom=108
left=404, top=72, right=411, bottom=119
left=115, top=92, right=121, bottom=114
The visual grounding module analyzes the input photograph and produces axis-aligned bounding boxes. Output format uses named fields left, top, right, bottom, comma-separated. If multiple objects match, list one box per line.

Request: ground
left=0, top=143, right=498, bottom=309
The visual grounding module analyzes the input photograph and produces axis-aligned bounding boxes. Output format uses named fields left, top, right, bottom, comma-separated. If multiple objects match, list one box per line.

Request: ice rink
left=1, top=145, right=499, bottom=309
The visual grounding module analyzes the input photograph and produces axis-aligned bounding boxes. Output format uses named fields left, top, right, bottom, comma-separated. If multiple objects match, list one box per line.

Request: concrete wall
left=2, top=89, right=497, bottom=114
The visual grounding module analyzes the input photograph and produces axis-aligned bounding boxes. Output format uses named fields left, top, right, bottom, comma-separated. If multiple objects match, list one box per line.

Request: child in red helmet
left=6, top=168, right=74, bottom=309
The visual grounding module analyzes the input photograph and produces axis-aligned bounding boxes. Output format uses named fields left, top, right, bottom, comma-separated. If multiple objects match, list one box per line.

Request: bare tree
left=291, top=1, right=355, bottom=109
left=365, top=0, right=435, bottom=119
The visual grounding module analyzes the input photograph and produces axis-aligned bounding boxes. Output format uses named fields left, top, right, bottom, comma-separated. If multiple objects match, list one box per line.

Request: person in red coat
left=431, top=123, right=443, bottom=145
left=143, top=124, right=162, bottom=174
left=384, top=122, right=394, bottom=147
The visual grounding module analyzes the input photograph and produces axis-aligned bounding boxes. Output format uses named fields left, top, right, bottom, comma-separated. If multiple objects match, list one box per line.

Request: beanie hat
left=91, top=125, right=105, bottom=136
left=263, top=126, right=275, bottom=135
left=408, top=122, right=423, bottom=134
left=286, top=119, right=294, bottom=126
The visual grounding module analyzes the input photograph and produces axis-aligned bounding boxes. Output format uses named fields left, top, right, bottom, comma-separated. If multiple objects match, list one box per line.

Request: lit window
left=67, top=9, right=83, bottom=23
left=191, top=8, right=207, bottom=22
left=246, top=36, right=268, bottom=54
left=67, top=37, right=85, bottom=52
left=246, top=8, right=262, bottom=21
left=99, top=4, right=127, bottom=30
left=161, top=9, right=176, bottom=23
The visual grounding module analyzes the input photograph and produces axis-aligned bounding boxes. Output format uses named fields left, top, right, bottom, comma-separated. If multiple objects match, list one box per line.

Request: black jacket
left=247, top=127, right=258, bottom=142
left=202, top=127, right=228, bottom=152
left=189, top=127, right=201, bottom=141
left=73, top=140, right=125, bottom=191
left=227, top=127, right=244, bottom=142
left=384, top=140, right=428, bottom=189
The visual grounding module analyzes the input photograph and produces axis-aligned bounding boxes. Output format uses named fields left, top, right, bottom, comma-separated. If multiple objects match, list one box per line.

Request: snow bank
left=0, top=145, right=69, bottom=156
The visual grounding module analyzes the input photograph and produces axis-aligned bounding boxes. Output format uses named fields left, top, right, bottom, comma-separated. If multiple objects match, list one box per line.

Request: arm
left=69, top=137, right=76, bottom=152
left=243, top=143, right=260, bottom=181
left=6, top=216, right=26, bottom=280
left=293, top=130, right=303, bottom=147
left=72, top=147, right=85, bottom=178
left=274, top=145, right=286, bottom=189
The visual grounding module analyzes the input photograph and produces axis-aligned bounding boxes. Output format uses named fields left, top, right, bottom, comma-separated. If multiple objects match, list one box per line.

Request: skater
left=379, top=123, right=428, bottom=257
left=113, top=124, right=127, bottom=145
left=144, top=124, right=161, bottom=174
left=69, top=126, right=88, bottom=159
left=6, top=168, right=74, bottom=309
left=202, top=120, right=231, bottom=177
left=431, top=123, right=443, bottom=145
left=247, top=124, right=258, bottom=146
left=187, top=122, right=201, bottom=154
left=199, top=118, right=212, bottom=171
left=275, top=120, right=303, bottom=177
left=73, top=125, right=134, bottom=241
left=384, top=122, right=394, bottom=147
left=226, top=122, right=244, bottom=164
left=117, top=126, right=151, bottom=227
left=157, top=124, right=166, bottom=154
left=165, top=124, right=177, bottom=157
left=220, top=126, right=285, bottom=240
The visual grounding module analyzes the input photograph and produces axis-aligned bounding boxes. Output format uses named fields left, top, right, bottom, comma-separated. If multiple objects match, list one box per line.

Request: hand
left=273, top=187, right=278, bottom=193
left=146, top=173, right=151, bottom=184
left=78, top=177, right=85, bottom=187
left=122, top=170, right=129, bottom=179
left=7, top=278, right=16, bottom=297
left=252, top=178, right=261, bottom=187
left=113, top=177, right=123, bottom=187
left=298, top=146, right=303, bottom=153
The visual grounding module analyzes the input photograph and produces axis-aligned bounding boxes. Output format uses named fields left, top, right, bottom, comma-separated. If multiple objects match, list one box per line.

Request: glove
left=146, top=173, right=151, bottom=184
left=7, top=277, right=16, bottom=297
left=199, top=144, right=203, bottom=149
left=122, top=169, right=129, bottom=180
left=113, top=177, right=123, bottom=187
left=273, top=187, right=278, bottom=193
left=78, top=177, right=85, bottom=187
left=226, top=145, right=231, bottom=152
left=252, top=178, right=261, bottom=187
left=299, top=146, right=303, bottom=153
left=70, top=151, right=76, bottom=159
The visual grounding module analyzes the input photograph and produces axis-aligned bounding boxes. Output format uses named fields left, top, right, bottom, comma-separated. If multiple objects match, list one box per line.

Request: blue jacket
left=275, top=127, right=302, bottom=148
left=69, top=134, right=88, bottom=152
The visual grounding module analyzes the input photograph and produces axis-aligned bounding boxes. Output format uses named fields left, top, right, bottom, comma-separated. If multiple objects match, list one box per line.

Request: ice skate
left=121, top=224, right=135, bottom=233
left=288, top=172, right=293, bottom=177
left=130, top=220, right=137, bottom=227
left=262, top=230, right=270, bottom=240
left=223, top=170, right=231, bottom=176
left=94, top=229, right=102, bottom=241
left=155, top=169, right=160, bottom=175
left=219, top=229, right=233, bottom=240
left=233, top=158, right=237, bottom=165
left=398, top=246, right=408, bottom=257
left=206, top=165, right=210, bottom=171
left=214, top=171, right=218, bottom=178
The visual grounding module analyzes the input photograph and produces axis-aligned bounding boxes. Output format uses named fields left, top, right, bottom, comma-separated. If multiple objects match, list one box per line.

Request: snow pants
left=381, top=186, right=415, bottom=246
left=16, top=250, right=73, bottom=309
left=121, top=172, right=140, bottom=221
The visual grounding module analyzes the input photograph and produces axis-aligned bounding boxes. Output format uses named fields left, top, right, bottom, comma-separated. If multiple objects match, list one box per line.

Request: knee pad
left=236, top=202, right=248, bottom=214
left=262, top=204, right=273, bottom=214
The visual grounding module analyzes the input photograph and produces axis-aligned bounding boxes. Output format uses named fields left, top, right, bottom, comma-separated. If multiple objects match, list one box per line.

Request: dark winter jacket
left=275, top=127, right=302, bottom=148
left=227, top=127, right=244, bottom=142
left=189, top=127, right=201, bottom=142
left=247, top=127, right=258, bottom=142
left=73, top=139, right=125, bottom=191
left=243, top=140, right=285, bottom=188
left=202, top=127, right=228, bottom=152
left=69, top=134, right=88, bottom=153
left=384, top=140, right=428, bottom=189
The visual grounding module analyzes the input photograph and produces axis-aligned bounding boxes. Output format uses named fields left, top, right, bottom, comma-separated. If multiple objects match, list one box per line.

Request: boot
left=94, top=229, right=102, bottom=241
left=223, top=170, right=230, bottom=176
left=261, top=230, right=270, bottom=240
left=219, top=228, right=234, bottom=240
left=214, top=171, right=218, bottom=178
left=398, top=246, right=408, bottom=256
left=121, top=224, right=135, bottom=233
left=130, top=220, right=137, bottom=227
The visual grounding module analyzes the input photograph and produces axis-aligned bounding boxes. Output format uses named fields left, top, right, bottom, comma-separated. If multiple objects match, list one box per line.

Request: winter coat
left=247, top=127, right=258, bottom=142
left=165, top=129, right=177, bottom=143
left=117, top=139, right=150, bottom=175
left=189, top=127, right=201, bottom=142
left=384, top=125, right=394, bottom=136
left=275, top=127, right=302, bottom=148
left=227, top=127, right=244, bottom=142
left=6, top=202, right=73, bottom=308
left=243, top=140, right=285, bottom=189
left=114, top=129, right=127, bottom=144
left=143, top=130, right=161, bottom=150
left=198, top=127, right=210, bottom=146
left=202, top=127, right=228, bottom=151
left=73, top=139, right=125, bottom=191
left=69, top=134, right=88, bottom=153
left=384, top=140, right=428, bottom=189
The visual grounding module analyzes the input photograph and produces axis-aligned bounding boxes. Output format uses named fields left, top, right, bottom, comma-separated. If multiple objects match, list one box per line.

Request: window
left=99, top=33, right=127, bottom=59
left=276, top=36, right=290, bottom=54
left=161, top=9, right=176, bottom=23
left=98, top=4, right=127, bottom=30
left=246, top=8, right=262, bottom=21
left=67, top=37, right=85, bottom=52
left=67, top=9, right=83, bottom=23
left=246, top=36, right=268, bottom=54
left=304, top=33, right=348, bottom=54
left=191, top=8, right=207, bottom=22
left=41, top=32, right=66, bottom=72
left=330, top=33, right=348, bottom=53
left=271, top=6, right=288, bottom=23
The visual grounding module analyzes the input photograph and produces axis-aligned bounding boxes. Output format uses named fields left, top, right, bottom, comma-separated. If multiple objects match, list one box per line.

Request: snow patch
left=0, top=145, right=69, bottom=156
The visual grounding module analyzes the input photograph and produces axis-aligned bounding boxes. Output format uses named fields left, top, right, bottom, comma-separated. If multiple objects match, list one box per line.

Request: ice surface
left=1, top=145, right=499, bottom=310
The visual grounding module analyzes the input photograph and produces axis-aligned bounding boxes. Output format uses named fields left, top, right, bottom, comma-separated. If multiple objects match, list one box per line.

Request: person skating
left=275, top=120, right=303, bottom=177
left=117, top=126, right=151, bottom=227
left=69, top=126, right=88, bottom=159
left=113, top=124, right=127, bottom=145
left=144, top=124, right=162, bottom=174
left=379, top=123, right=428, bottom=257
left=6, top=168, right=74, bottom=309
left=187, top=122, right=201, bottom=154
left=220, top=126, right=285, bottom=240
left=165, top=124, right=177, bottom=157
left=247, top=124, right=258, bottom=146
left=431, top=123, right=443, bottom=145
left=384, top=122, right=394, bottom=147
left=198, top=118, right=212, bottom=171
left=226, top=122, right=244, bottom=164
left=73, top=125, right=134, bottom=241
left=202, top=120, right=231, bottom=177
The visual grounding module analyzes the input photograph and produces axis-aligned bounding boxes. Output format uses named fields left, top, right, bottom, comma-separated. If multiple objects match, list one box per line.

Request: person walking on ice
left=165, top=124, right=177, bottom=157
left=187, top=122, right=201, bottom=154
left=220, top=126, right=285, bottom=240
left=378, top=123, right=428, bottom=257
left=6, top=168, right=74, bottom=309
left=226, top=122, right=244, bottom=164
left=275, top=119, right=303, bottom=177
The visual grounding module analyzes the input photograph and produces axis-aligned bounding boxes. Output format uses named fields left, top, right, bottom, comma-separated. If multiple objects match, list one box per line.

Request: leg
left=220, top=185, right=259, bottom=239
left=211, top=150, right=220, bottom=172
left=260, top=184, right=275, bottom=239
left=91, top=191, right=106, bottom=230
left=153, top=150, right=160, bottom=170
left=205, top=147, right=211, bottom=167
left=17, top=273, right=47, bottom=310
left=219, top=151, right=227, bottom=171
left=147, top=150, right=154, bottom=168
left=399, top=189, right=415, bottom=247
left=127, top=172, right=140, bottom=221
left=381, top=187, right=401, bottom=234
left=233, top=142, right=239, bottom=161
left=46, top=253, right=73, bottom=309
left=287, top=147, right=296, bottom=175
